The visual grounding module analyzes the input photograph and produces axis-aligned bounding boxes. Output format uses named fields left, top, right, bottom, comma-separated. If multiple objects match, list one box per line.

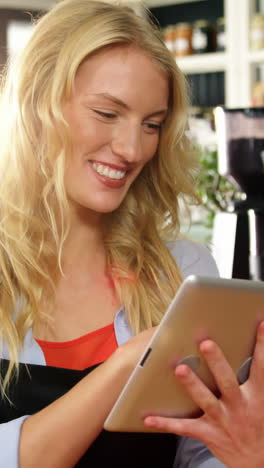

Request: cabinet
left=142, top=0, right=264, bottom=108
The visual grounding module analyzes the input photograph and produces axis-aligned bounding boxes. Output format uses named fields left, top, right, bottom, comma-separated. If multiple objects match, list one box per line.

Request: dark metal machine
left=214, top=107, right=264, bottom=281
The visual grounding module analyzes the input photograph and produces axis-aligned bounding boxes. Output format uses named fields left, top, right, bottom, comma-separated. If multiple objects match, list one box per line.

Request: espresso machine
left=213, top=107, right=264, bottom=281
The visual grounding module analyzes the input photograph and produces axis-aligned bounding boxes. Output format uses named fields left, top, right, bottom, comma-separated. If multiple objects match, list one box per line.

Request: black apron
left=0, top=360, right=179, bottom=467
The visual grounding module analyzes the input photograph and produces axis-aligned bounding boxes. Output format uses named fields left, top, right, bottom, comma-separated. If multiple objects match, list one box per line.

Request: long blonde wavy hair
left=0, top=0, right=199, bottom=391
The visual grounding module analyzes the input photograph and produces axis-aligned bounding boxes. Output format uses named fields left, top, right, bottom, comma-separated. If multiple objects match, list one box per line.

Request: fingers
left=249, top=321, right=264, bottom=382
left=174, top=339, right=243, bottom=418
left=199, top=340, right=241, bottom=403
left=174, top=364, right=220, bottom=418
left=144, top=414, right=209, bottom=442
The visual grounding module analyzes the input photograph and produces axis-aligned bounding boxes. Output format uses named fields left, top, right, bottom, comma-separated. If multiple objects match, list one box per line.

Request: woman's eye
left=94, top=110, right=116, bottom=119
left=144, top=122, right=163, bottom=132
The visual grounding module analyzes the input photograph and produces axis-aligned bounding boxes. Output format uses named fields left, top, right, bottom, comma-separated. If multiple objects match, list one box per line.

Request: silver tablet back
left=104, top=275, right=264, bottom=432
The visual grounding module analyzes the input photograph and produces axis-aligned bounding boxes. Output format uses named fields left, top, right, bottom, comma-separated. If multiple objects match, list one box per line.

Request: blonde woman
left=0, top=1, right=263, bottom=467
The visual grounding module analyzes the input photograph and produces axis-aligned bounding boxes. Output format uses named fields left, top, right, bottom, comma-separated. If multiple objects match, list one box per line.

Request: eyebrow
left=94, top=92, right=168, bottom=118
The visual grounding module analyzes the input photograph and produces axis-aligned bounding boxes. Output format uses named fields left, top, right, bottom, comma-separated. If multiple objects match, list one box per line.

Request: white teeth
left=92, top=162, right=126, bottom=180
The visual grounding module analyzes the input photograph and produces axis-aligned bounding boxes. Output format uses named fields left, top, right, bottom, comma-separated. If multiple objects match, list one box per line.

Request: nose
left=111, top=120, right=143, bottom=164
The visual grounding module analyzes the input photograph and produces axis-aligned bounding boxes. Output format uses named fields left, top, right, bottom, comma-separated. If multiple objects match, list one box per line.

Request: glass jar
left=174, top=22, right=193, bottom=57
left=163, top=26, right=176, bottom=54
left=192, top=20, right=216, bottom=54
left=216, top=17, right=226, bottom=51
left=252, top=81, right=264, bottom=106
left=250, top=14, right=264, bottom=50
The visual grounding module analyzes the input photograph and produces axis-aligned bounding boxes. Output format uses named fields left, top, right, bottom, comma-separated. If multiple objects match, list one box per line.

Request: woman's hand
left=144, top=321, right=264, bottom=468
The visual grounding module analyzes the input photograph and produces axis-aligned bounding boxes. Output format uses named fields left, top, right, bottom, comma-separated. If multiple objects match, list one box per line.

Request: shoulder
left=1, top=328, right=46, bottom=365
left=166, top=238, right=219, bottom=279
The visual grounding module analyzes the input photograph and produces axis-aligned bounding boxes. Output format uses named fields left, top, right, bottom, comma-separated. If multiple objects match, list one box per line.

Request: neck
left=62, top=205, right=106, bottom=274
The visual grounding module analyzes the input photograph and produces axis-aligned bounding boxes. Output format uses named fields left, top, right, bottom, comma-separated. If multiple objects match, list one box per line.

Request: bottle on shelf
left=216, top=17, right=226, bottom=52
left=252, top=81, right=264, bottom=106
left=163, top=25, right=175, bottom=54
left=192, top=20, right=216, bottom=54
left=250, top=13, right=264, bottom=50
left=173, top=22, right=193, bottom=57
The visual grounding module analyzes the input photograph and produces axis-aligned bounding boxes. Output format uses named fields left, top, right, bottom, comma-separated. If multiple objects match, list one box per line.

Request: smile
left=91, top=162, right=127, bottom=180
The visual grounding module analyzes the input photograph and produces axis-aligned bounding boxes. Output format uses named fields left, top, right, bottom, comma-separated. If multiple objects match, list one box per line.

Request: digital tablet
left=104, top=275, right=264, bottom=432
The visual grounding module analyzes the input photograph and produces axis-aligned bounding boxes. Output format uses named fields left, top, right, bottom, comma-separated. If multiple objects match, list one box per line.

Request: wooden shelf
left=175, top=52, right=227, bottom=74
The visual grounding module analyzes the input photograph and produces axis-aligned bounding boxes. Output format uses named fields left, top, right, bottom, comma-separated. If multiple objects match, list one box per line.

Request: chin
left=84, top=198, right=125, bottom=214
left=88, top=193, right=128, bottom=214
left=96, top=203, right=123, bottom=214
left=69, top=196, right=125, bottom=219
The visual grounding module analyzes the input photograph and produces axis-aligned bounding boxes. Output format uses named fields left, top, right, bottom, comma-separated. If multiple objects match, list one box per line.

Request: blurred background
left=0, top=0, right=264, bottom=279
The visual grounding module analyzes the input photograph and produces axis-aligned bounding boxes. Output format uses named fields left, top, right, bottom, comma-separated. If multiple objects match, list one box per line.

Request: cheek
left=71, top=120, right=113, bottom=155
left=143, top=137, right=159, bottom=164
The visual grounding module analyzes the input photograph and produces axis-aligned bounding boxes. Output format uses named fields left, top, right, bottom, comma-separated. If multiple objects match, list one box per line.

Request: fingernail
left=144, top=417, right=155, bottom=426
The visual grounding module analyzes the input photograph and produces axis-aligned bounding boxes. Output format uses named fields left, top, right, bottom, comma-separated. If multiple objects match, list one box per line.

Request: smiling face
left=63, top=44, right=169, bottom=219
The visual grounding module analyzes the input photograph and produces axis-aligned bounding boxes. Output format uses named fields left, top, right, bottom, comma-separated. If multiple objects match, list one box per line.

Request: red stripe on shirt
left=36, top=323, right=118, bottom=370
